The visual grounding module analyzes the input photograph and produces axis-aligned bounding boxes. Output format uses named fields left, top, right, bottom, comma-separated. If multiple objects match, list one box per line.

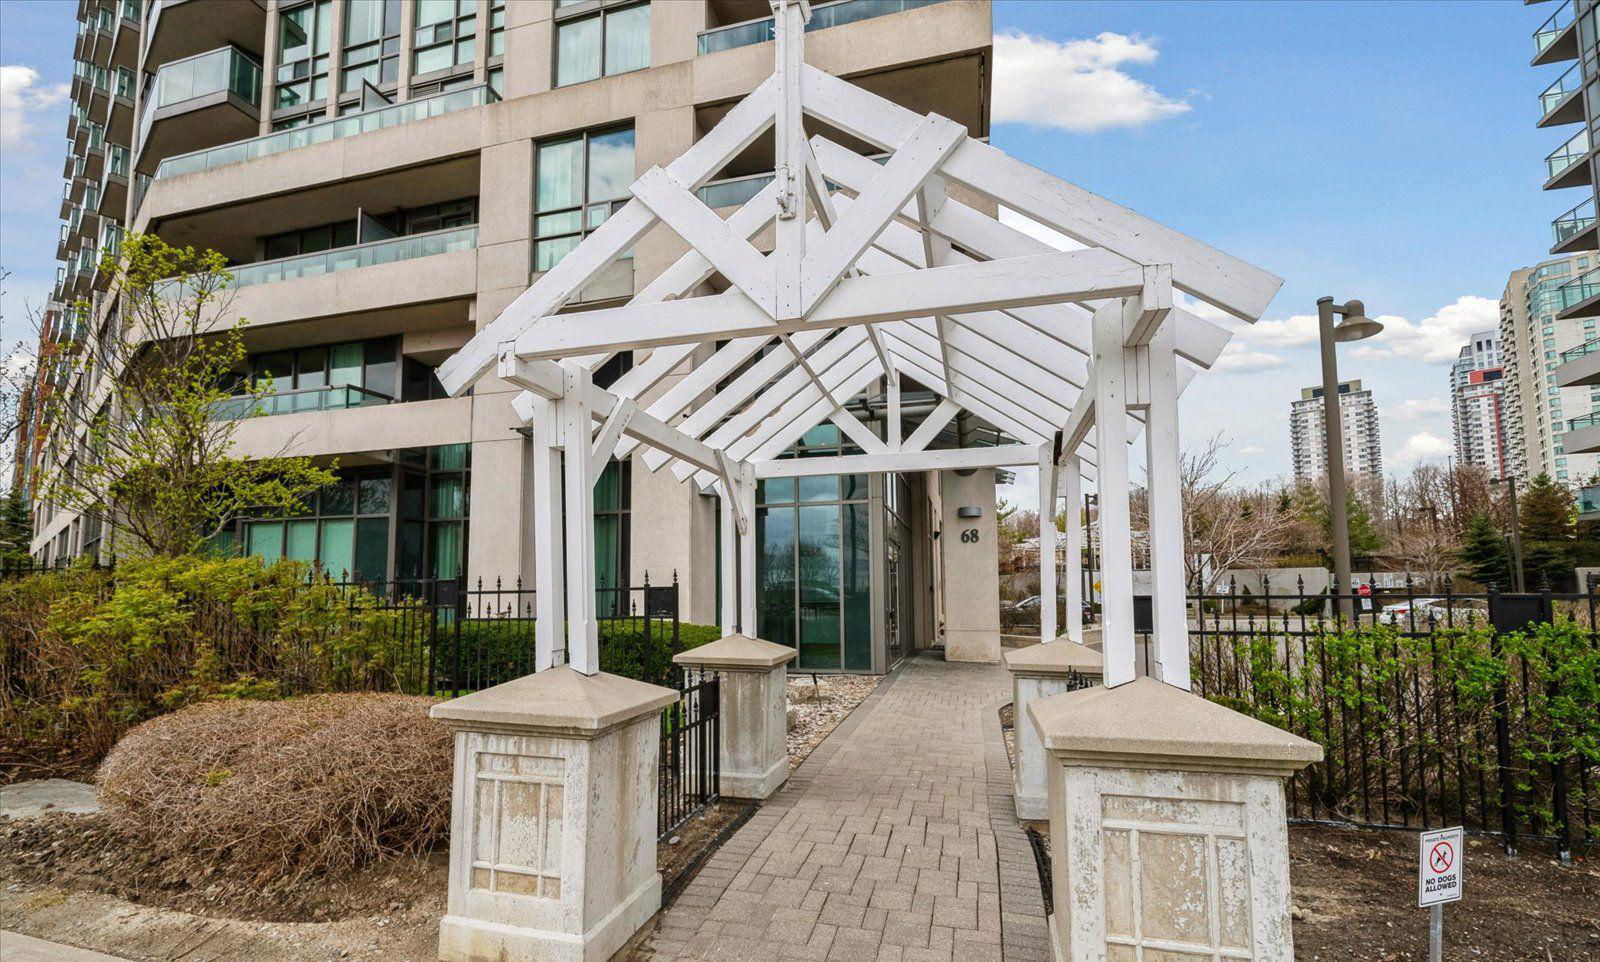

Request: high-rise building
left=1527, top=4, right=1600, bottom=501
left=1449, top=331, right=1508, bottom=477
left=1497, top=255, right=1600, bottom=483
left=27, top=0, right=994, bottom=673
left=1289, top=380, right=1382, bottom=483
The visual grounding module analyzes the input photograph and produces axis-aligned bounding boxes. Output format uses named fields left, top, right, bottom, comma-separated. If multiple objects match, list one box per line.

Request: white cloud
left=1, top=65, right=68, bottom=150
left=1393, top=396, right=1450, bottom=420
left=1237, top=445, right=1266, bottom=456
left=1212, top=343, right=1286, bottom=373
left=1354, top=296, right=1500, bottom=364
left=996, top=207, right=1086, bottom=251
left=1235, top=313, right=1320, bottom=348
left=1394, top=430, right=1452, bottom=466
left=993, top=30, right=1191, bottom=134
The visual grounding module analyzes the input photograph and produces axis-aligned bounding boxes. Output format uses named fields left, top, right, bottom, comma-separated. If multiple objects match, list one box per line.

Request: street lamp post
left=1491, top=474, right=1527, bottom=592
left=1316, top=297, right=1383, bottom=620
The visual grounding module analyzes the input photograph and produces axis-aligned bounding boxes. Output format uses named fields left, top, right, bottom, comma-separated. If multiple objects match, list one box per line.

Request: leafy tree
left=1316, top=486, right=1383, bottom=558
left=35, top=233, right=336, bottom=558
left=1457, top=511, right=1511, bottom=589
left=1518, top=473, right=1575, bottom=590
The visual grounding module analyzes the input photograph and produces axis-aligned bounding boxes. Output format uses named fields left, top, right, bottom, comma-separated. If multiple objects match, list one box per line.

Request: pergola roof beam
left=801, top=65, right=1282, bottom=321
left=440, top=75, right=778, bottom=394
left=754, top=442, right=1040, bottom=479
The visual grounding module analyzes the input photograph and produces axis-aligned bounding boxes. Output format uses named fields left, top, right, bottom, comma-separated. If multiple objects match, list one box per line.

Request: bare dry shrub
left=96, top=693, right=451, bottom=883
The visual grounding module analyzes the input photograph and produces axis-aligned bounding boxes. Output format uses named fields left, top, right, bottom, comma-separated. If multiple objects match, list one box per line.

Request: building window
left=262, top=219, right=359, bottom=259
left=487, top=66, right=503, bottom=98
left=244, top=337, right=399, bottom=408
left=554, top=1, right=649, bottom=88
left=412, top=0, right=476, bottom=76
left=277, top=0, right=334, bottom=109
left=489, top=0, right=505, bottom=58
left=534, top=125, right=634, bottom=270
left=594, top=459, right=631, bottom=615
left=241, top=469, right=394, bottom=581
left=341, top=0, right=401, bottom=93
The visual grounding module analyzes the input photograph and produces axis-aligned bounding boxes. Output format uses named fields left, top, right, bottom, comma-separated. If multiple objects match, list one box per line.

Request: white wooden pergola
left=438, top=0, right=1281, bottom=691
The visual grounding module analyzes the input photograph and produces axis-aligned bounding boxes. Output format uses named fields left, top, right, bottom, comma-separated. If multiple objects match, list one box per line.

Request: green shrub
left=0, top=556, right=422, bottom=780
left=441, top=618, right=722, bottom=691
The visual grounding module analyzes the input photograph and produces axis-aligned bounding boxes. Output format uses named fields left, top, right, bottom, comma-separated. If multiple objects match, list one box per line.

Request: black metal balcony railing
left=154, top=84, right=499, bottom=180
left=698, top=0, right=949, bottom=55
left=211, top=384, right=393, bottom=420
left=1559, top=337, right=1600, bottom=364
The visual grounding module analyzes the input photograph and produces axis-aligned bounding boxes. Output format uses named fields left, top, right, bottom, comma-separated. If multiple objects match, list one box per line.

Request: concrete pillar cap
left=1002, top=640, right=1104, bottom=677
left=1027, top=677, right=1323, bottom=775
left=673, top=633, right=797, bottom=670
left=430, top=666, right=678, bottom=736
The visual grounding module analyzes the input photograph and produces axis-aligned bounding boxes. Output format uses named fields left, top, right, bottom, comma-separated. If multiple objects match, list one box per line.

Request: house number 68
left=960, top=528, right=980, bottom=543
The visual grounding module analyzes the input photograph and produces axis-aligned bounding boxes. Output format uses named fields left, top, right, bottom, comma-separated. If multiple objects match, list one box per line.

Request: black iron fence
left=660, top=668, right=721, bottom=839
left=1183, top=574, right=1598, bottom=858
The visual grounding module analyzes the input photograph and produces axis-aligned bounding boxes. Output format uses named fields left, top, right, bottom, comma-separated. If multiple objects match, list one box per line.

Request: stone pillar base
left=674, top=633, right=796, bottom=800
left=1002, top=640, right=1103, bottom=821
left=431, top=668, right=679, bottom=962
left=1028, top=678, right=1322, bottom=962
left=944, top=628, right=1001, bottom=663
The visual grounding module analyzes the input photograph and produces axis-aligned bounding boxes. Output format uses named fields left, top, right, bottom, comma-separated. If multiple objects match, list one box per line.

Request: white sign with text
left=1417, top=827, right=1464, bottom=908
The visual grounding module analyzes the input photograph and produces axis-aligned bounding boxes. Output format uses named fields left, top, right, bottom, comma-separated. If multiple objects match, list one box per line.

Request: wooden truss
left=437, top=0, right=1281, bottom=687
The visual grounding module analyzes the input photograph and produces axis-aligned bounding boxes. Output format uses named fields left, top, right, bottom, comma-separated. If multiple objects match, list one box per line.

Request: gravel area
left=785, top=672, right=881, bottom=768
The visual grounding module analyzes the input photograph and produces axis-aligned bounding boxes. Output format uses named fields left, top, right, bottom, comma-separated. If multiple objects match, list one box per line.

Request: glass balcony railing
left=155, top=84, right=499, bottom=180
left=211, top=384, right=393, bottom=420
left=1559, top=337, right=1600, bottom=363
left=1553, top=196, right=1594, bottom=247
left=1540, top=63, right=1582, bottom=120
left=1535, top=0, right=1575, bottom=55
left=1579, top=483, right=1600, bottom=517
left=138, top=46, right=263, bottom=149
left=698, top=0, right=948, bottom=55
left=1546, top=127, right=1590, bottom=180
left=1566, top=410, right=1600, bottom=432
left=159, top=224, right=477, bottom=297
left=1557, top=265, right=1600, bottom=311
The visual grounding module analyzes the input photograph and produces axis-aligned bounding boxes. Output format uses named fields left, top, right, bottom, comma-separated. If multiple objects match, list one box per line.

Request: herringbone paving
left=633, top=651, right=1048, bottom=962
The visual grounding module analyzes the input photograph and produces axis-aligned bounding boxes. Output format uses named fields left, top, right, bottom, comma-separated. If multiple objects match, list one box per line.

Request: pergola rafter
left=438, top=0, right=1281, bottom=685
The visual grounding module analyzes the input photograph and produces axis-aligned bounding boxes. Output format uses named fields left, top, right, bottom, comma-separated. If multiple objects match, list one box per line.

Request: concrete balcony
left=1544, top=127, right=1591, bottom=190
left=1533, top=0, right=1578, bottom=66
left=1539, top=63, right=1584, bottom=128
left=230, top=395, right=473, bottom=461
left=1555, top=337, right=1600, bottom=387
left=1551, top=195, right=1596, bottom=254
left=1562, top=411, right=1600, bottom=454
left=108, top=2, right=141, bottom=72
left=139, top=85, right=494, bottom=228
left=142, top=0, right=267, bottom=75
left=211, top=384, right=394, bottom=421
left=163, top=226, right=479, bottom=334
left=1555, top=265, right=1600, bottom=319
left=134, top=46, right=263, bottom=176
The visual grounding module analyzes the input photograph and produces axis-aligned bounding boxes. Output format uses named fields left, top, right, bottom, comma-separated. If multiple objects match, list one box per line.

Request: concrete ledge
left=430, top=666, right=677, bottom=736
left=1027, top=677, right=1322, bottom=775
left=1003, top=640, right=1104, bottom=678
left=439, top=873, right=660, bottom=962
left=721, top=754, right=789, bottom=801
left=673, top=633, right=796, bottom=671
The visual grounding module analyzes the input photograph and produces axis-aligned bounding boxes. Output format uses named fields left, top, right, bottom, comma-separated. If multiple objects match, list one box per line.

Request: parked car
left=1376, top=598, right=1486, bottom=627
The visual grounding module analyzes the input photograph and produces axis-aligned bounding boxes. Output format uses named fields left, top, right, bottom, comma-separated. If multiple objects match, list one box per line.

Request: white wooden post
left=1062, top=454, right=1084, bottom=644
left=772, top=0, right=808, bottom=317
left=737, top=462, right=758, bottom=634
left=1037, top=444, right=1058, bottom=644
left=530, top=396, right=566, bottom=671
left=1144, top=321, right=1191, bottom=690
left=561, top=363, right=600, bottom=675
left=719, top=487, right=738, bottom=635
left=1091, top=301, right=1135, bottom=686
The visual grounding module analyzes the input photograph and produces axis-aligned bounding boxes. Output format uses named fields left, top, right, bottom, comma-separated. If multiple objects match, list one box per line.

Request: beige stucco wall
left=938, top=468, right=1000, bottom=662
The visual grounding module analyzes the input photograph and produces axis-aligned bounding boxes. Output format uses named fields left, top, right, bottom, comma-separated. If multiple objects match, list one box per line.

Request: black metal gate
left=660, top=668, right=722, bottom=839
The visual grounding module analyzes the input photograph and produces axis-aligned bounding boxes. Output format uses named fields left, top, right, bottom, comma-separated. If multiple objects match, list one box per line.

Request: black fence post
left=1487, top=583, right=1519, bottom=856
left=1540, top=580, right=1573, bottom=864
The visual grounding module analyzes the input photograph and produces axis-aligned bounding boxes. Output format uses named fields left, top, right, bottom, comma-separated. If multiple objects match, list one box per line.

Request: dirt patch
left=1000, top=702, right=1017, bottom=768
left=786, top=673, right=880, bottom=768
left=657, top=799, right=750, bottom=893
left=1289, top=825, right=1599, bottom=960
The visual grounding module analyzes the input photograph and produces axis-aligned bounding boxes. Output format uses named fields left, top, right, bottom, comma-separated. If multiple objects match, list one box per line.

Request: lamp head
left=1333, top=299, right=1382, bottom=342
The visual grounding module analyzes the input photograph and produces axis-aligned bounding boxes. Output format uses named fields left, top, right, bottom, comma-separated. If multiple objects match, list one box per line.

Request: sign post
left=1418, top=826, right=1464, bottom=962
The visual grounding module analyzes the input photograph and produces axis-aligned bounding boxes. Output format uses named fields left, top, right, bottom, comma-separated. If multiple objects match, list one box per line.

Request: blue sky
left=0, top=0, right=1564, bottom=493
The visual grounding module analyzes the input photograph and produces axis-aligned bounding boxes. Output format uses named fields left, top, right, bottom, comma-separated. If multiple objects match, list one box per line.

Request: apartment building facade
left=1448, top=331, right=1509, bottom=477
left=1289, top=379, right=1382, bottom=483
left=1498, top=256, right=1600, bottom=483
left=30, top=0, right=996, bottom=672
left=1529, top=0, right=1600, bottom=514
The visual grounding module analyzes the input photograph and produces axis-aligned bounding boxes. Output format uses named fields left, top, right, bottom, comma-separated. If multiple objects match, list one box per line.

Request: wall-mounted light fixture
left=957, top=506, right=982, bottom=519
